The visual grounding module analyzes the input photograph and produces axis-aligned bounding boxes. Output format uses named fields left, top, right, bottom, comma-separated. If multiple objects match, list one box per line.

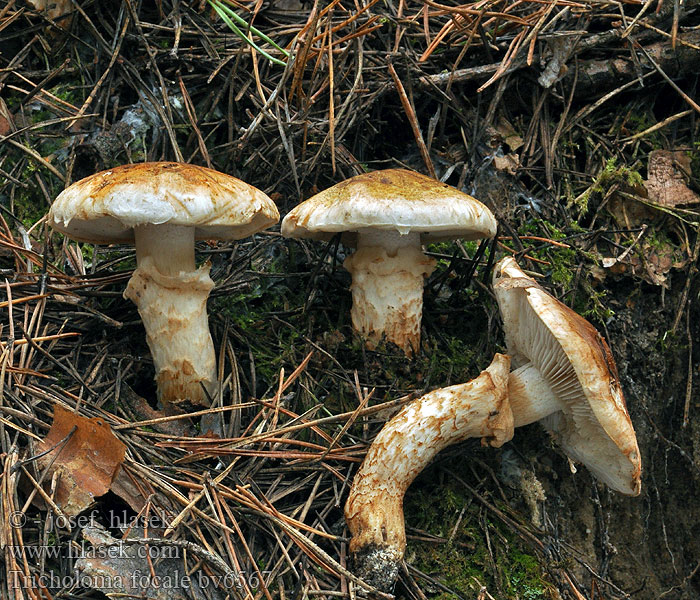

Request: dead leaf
left=645, top=149, right=700, bottom=207
left=120, top=382, right=190, bottom=437
left=36, top=405, right=126, bottom=516
left=602, top=239, right=689, bottom=287
left=0, top=98, right=14, bottom=136
left=607, top=186, right=656, bottom=229
left=538, top=37, right=576, bottom=89
left=109, top=464, right=151, bottom=514
left=492, top=153, right=520, bottom=176
left=26, top=0, right=74, bottom=28
left=496, top=117, right=524, bottom=151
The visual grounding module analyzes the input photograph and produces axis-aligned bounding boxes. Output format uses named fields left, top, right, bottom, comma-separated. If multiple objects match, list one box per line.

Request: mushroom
left=48, top=162, right=279, bottom=415
left=281, top=169, right=497, bottom=355
left=493, top=256, right=641, bottom=495
left=343, top=257, right=641, bottom=592
left=344, top=353, right=513, bottom=590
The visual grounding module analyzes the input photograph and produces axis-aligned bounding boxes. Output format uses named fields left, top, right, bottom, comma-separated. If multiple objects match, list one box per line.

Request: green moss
left=498, top=218, right=614, bottom=326
left=405, top=475, right=554, bottom=599
left=211, top=248, right=307, bottom=390
left=572, top=157, right=643, bottom=215
left=690, top=146, right=700, bottom=179
left=424, top=336, right=478, bottom=383
left=427, top=240, right=478, bottom=257
left=215, top=292, right=303, bottom=386
left=620, top=109, right=665, bottom=149
left=208, top=237, right=487, bottom=412
left=48, top=83, right=82, bottom=105
left=426, top=241, right=459, bottom=271
left=13, top=162, right=50, bottom=228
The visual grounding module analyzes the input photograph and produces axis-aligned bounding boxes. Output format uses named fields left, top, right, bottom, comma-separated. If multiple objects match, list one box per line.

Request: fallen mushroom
left=344, top=258, right=641, bottom=592
left=281, top=169, right=497, bottom=355
left=344, top=354, right=513, bottom=590
left=49, top=162, right=279, bottom=416
left=492, top=256, right=641, bottom=495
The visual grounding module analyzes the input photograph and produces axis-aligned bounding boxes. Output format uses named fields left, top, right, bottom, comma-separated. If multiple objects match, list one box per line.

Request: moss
left=48, top=83, right=82, bottom=105
left=573, top=157, right=644, bottom=215
left=404, top=474, right=554, bottom=599
left=427, top=241, right=459, bottom=271
left=207, top=236, right=494, bottom=416
left=423, top=336, right=479, bottom=384
left=210, top=247, right=308, bottom=392
left=214, top=286, right=304, bottom=387
left=427, top=240, right=478, bottom=257
left=13, top=161, right=51, bottom=228
left=619, top=109, right=665, bottom=149
left=499, top=218, right=613, bottom=322
left=690, top=145, right=700, bottom=179
left=5, top=124, right=66, bottom=229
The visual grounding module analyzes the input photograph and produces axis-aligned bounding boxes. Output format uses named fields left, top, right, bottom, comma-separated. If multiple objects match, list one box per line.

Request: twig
left=387, top=61, right=436, bottom=178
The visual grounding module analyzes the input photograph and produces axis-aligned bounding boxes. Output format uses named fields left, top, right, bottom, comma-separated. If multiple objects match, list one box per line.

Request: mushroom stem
left=344, top=354, right=513, bottom=591
left=134, top=223, right=196, bottom=275
left=343, top=230, right=436, bottom=355
left=124, top=224, right=217, bottom=414
left=507, top=363, right=562, bottom=427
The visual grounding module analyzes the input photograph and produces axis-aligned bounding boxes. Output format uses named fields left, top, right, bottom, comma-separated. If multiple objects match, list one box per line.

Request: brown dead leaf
left=645, top=149, right=700, bottom=207
left=607, top=186, right=656, bottom=229
left=602, top=239, right=689, bottom=287
left=36, top=405, right=126, bottom=516
left=496, top=117, right=524, bottom=151
left=109, top=463, right=151, bottom=514
left=26, top=0, right=74, bottom=28
left=492, top=153, right=520, bottom=176
left=120, top=382, right=190, bottom=436
left=0, top=98, right=14, bottom=136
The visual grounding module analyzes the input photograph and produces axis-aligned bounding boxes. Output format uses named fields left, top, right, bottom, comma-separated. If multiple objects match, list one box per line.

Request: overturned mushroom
left=49, top=162, right=279, bottom=416
left=344, top=258, right=641, bottom=592
left=282, top=169, right=497, bottom=355
left=344, top=354, right=513, bottom=590
left=492, top=256, right=641, bottom=495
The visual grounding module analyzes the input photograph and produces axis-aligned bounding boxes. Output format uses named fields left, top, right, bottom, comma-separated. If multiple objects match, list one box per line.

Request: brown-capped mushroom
left=49, top=162, right=279, bottom=415
left=281, top=169, right=497, bottom=355
left=343, top=257, right=641, bottom=592
left=493, top=256, right=641, bottom=495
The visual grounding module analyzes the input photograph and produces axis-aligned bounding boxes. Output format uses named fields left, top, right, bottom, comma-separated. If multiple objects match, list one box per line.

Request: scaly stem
left=344, top=354, right=513, bottom=591
left=343, top=230, right=435, bottom=356
left=124, top=224, right=216, bottom=414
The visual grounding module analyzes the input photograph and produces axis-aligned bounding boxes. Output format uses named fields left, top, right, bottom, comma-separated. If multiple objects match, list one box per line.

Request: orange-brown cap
left=49, top=162, right=279, bottom=243
left=281, top=169, right=497, bottom=245
left=493, top=257, right=641, bottom=496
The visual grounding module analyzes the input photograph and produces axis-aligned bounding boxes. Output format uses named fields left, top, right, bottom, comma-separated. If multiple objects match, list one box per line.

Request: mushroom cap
left=281, top=169, right=497, bottom=244
left=48, top=162, right=280, bottom=243
left=492, top=257, right=641, bottom=496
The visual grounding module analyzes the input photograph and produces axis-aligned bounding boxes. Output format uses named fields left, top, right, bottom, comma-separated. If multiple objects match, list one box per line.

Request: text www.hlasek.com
left=7, top=541, right=181, bottom=561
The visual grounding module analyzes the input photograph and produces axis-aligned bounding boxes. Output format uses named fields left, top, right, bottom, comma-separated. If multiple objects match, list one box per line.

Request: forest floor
left=0, top=0, right=699, bottom=599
